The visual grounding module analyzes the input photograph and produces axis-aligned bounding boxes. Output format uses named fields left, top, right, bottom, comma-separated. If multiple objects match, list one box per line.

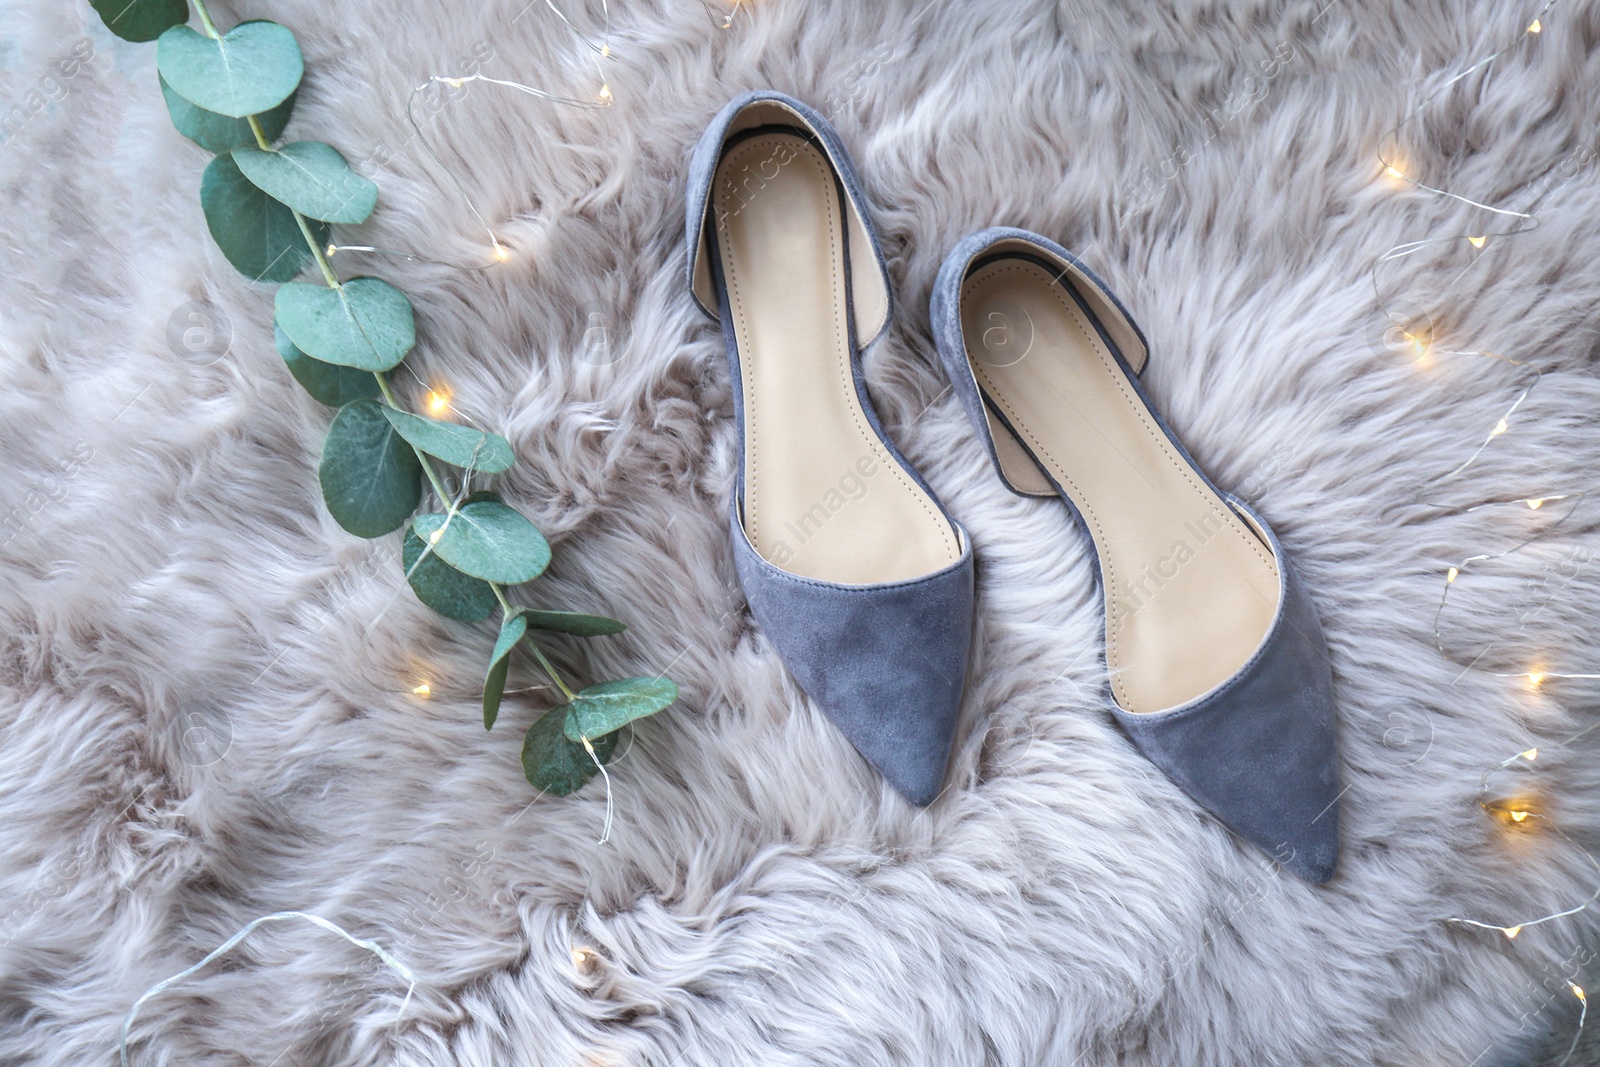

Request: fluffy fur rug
left=4, top=0, right=1600, bottom=1064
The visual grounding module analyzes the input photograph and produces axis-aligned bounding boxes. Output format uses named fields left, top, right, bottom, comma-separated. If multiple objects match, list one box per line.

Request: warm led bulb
left=427, top=390, right=449, bottom=414
left=1528, top=19, right=1542, bottom=33
left=1526, top=498, right=1544, bottom=509
left=444, top=77, right=464, bottom=88
left=1446, top=566, right=1459, bottom=583
left=412, top=683, right=431, bottom=696
left=1521, top=748, right=1539, bottom=761
left=1503, top=925, right=1522, bottom=939
left=1528, top=671, right=1545, bottom=687
left=600, top=43, right=611, bottom=58
left=326, top=243, right=339, bottom=257
left=492, top=244, right=510, bottom=263
left=598, top=83, right=612, bottom=103
left=1574, top=984, right=1586, bottom=1002
left=429, top=529, right=443, bottom=545
left=1491, top=418, right=1509, bottom=436
left=1385, top=165, right=1405, bottom=180
left=1468, top=235, right=1486, bottom=249
left=1509, top=809, right=1530, bottom=822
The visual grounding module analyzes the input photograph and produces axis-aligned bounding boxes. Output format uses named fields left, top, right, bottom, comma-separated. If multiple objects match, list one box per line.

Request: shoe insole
left=959, top=257, right=1281, bottom=714
left=712, top=130, right=961, bottom=584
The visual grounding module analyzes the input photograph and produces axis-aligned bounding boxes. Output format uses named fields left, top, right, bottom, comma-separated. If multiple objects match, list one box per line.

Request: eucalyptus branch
left=88, top=0, right=679, bottom=796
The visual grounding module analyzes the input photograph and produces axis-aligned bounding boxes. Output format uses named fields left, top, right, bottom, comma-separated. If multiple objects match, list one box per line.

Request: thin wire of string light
left=1371, top=4, right=1599, bottom=1052
left=698, top=0, right=745, bottom=29
left=327, top=0, right=616, bottom=270
left=117, top=911, right=417, bottom=1067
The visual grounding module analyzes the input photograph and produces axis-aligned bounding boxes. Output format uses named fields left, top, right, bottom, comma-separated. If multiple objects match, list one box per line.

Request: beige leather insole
left=960, top=258, right=1281, bottom=713
left=713, top=132, right=960, bottom=584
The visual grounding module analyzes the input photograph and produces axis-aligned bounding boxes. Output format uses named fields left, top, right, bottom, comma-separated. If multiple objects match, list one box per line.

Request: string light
left=427, top=389, right=450, bottom=415
left=412, top=682, right=431, bottom=696
left=1381, top=6, right=1599, bottom=1060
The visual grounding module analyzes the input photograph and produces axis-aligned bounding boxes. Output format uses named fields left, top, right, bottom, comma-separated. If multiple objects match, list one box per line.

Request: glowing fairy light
left=1527, top=498, right=1545, bottom=509
left=1528, top=18, right=1543, bottom=33
left=1468, top=235, right=1487, bottom=248
left=412, top=682, right=431, bottom=696
left=427, top=389, right=450, bottom=415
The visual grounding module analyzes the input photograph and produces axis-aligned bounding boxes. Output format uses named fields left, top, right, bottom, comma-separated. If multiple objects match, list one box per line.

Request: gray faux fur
left=2, top=1, right=1600, bottom=1064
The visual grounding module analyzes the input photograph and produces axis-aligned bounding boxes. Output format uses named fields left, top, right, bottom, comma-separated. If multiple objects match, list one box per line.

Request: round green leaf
left=319, top=398, right=422, bottom=537
left=522, top=705, right=618, bottom=797
left=401, top=528, right=496, bottom=624
left=162, top=74, right=295, bottom=154
left=379, top=407, right=515, bottom=474
left=412, top=501, right=550, bottom=585
left=200, top=154, right=325, bottom=283
left=232, top=141, right=377, bottom=225
left=156, top=21, right=303, bottom=119
left=275, top=278, right=416, bottom=372
left=563, top=677, right=678, bottom=742
left=514, top=609, right=626, bottom=637
left=482, top=613, right=528, bottom=730
left=90, top=0, right=186, bottom=42
left=276, top=324, right=378, bottom=407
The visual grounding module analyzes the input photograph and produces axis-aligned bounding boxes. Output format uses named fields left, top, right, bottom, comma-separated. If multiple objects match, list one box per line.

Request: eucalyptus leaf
left=522, top=705, right=618, bottom=796
left=513, top=609, right=626, bottom=637
left=161, top=75, right=294, bottom=154
left=401, top=528, right=496, bottom=623
left=380, top=407, right=515, bottom=473
left=276, top=324, right=378, bottom=407
left=90, top=0, right=186, bottom=43
left=412, top=501, right=550, bottom=585
left=562, top=677, right=678, bottom=742
left=319, top=398, right=422, bottom=537
left=233, top=141, right=377, bottom=224
left=156, top=21, right=303, bottom=118
left=275, top=278, right=415, bottom=372
left=482, top=613, right=528, bottom=730
left=200, top=154, right=324, bottom=283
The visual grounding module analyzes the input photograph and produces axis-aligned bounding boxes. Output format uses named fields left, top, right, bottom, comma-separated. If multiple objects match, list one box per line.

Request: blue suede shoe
left=930, top=228, right=1341, bottom=881
left=686, top=91, right=975, bottom=805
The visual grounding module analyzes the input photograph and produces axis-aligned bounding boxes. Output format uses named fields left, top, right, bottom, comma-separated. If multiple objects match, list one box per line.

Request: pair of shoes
left=686, top=91, right=1341, bottom=883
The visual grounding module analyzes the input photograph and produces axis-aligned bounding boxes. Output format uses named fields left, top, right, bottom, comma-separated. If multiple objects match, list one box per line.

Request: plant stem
left=528, top=641, right=578, bottom=703
left=491, top=584, right=577, bottom=701
left=192, top=0, right=221, bottom=38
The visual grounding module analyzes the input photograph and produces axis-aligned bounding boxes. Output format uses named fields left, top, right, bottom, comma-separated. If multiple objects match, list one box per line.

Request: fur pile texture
left=3, top=1, right=1600, bottom=1063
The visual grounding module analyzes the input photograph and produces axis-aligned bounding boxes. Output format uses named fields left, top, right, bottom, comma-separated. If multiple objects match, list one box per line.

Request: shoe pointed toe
left=1114, top=514, right=1342, bottom=884
left=729, top=511, right=975, bottom=806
